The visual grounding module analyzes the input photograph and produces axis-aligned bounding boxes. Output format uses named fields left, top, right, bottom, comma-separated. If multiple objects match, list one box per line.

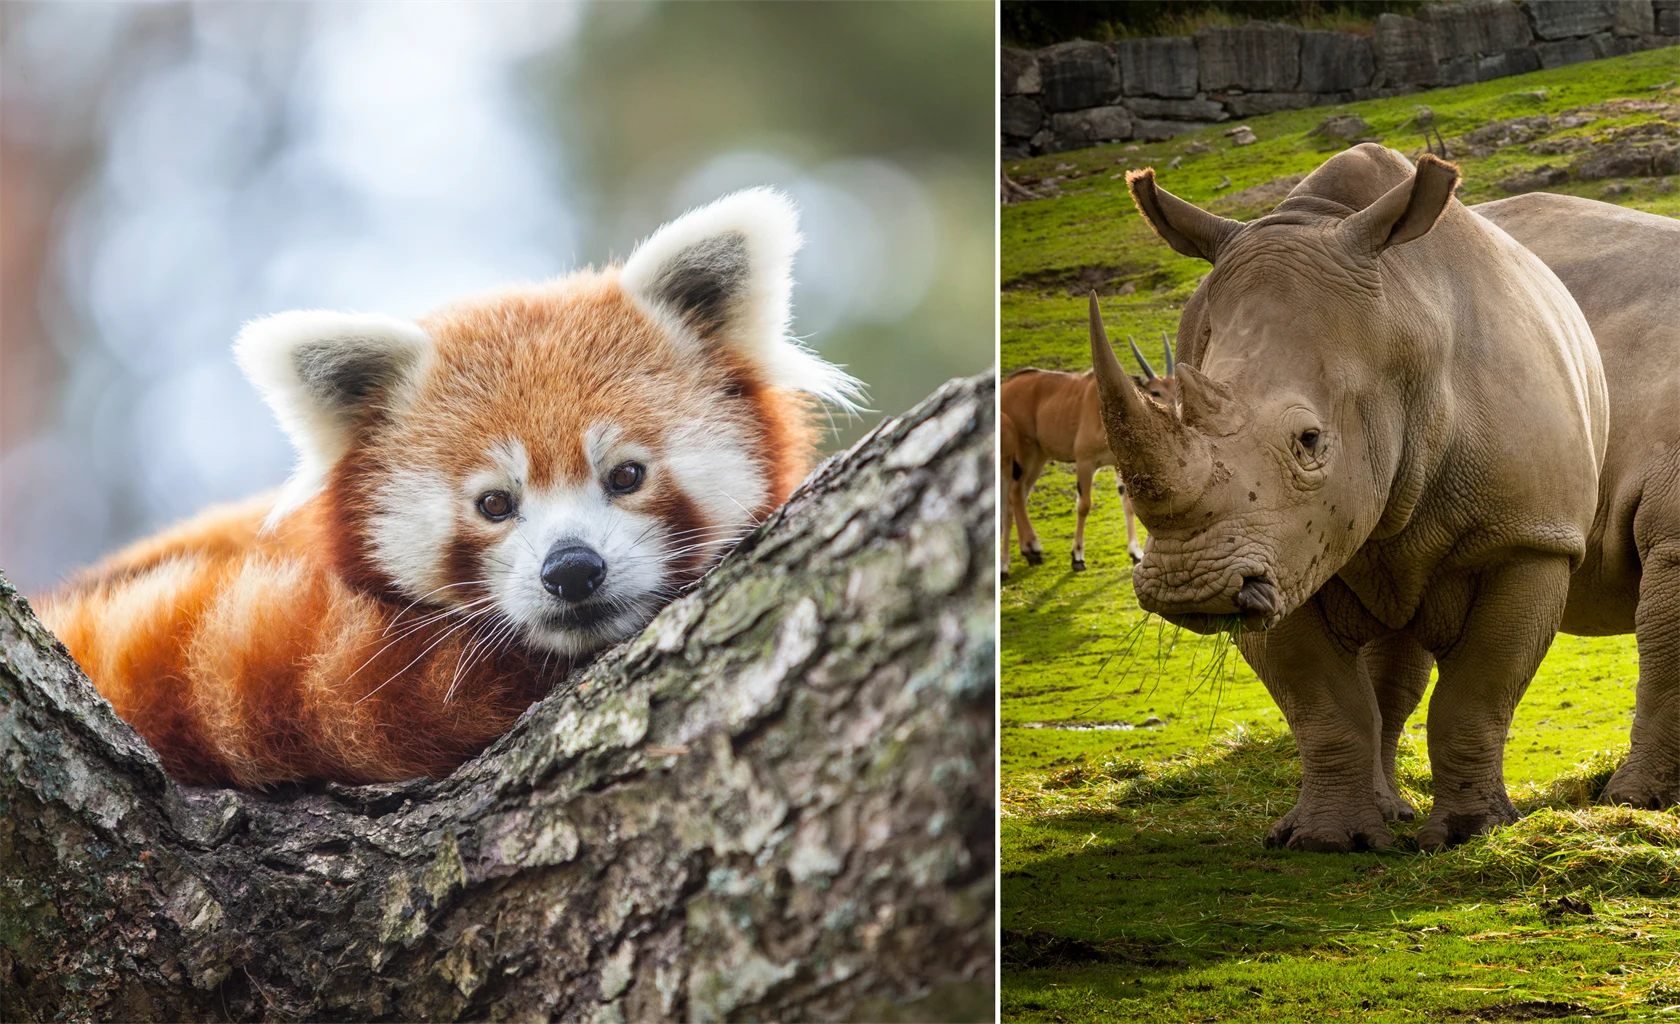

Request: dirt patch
left=1465, top=98, right=1680, bottom=176
left=1004, top=263, right=1157, bottom=297
left=1496, top=165, right=1570, bottom=193
left=1569, top=121, right=1680, bottom=180
left=1462, top=114, right=1554, bottom=149
left=1001, top=929, right=1187, bottom=971
left=1438, top=1001, right=1593, bottom=1021
left=1211, top=173, right=1305, bottom=216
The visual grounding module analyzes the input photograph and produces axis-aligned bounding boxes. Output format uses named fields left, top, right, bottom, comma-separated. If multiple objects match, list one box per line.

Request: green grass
left=1002, top=48, right=1680, bottom=1024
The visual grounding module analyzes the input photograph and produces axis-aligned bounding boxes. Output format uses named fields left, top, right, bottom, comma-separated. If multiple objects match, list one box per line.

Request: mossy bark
left=0, top=374, right=997, bottom=1023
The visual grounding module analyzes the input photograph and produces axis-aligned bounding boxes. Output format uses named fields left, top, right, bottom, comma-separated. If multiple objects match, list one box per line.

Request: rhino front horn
left=1089, top=293, right=1133, bottom=395
left=1089, top=294, right=1159, bottom=426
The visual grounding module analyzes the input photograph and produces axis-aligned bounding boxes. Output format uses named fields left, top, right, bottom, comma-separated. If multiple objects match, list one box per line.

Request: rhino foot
left=1601, top=763, right=1679, bottom=810
left=1376, top=788, right=1417, bottom=822
left=1265, top=805, right=1393, bottom=853
left=1417, top=800, right=1519, bottom=852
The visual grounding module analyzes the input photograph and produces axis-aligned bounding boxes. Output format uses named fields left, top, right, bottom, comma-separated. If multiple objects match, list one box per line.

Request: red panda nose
left=541, top=545, right=607, bottom=603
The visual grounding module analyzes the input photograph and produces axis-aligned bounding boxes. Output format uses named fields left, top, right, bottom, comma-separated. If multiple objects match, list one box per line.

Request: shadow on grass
left=1003, top=731, right=1680, bottom=1020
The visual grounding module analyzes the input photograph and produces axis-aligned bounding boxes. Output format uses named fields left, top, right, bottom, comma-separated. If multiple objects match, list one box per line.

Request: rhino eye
left=1299, top=429, right=1320, bottom=450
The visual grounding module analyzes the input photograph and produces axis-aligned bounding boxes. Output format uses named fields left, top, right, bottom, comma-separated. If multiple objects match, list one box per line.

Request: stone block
left=1223, top=92, right=1313, bottom=117
left=1537, top=35, right=1599, bottom=67
left=1115, top=37, right=1199, bottom=98
left=1373, top=14, right=1444, bottom=87
left=1037, top=41, right=1118, bottom=112
left=1660, top=7, right=1680, bottom=33
left=1418, top=1, right=1534, bottom=57
left=1614, top=0, right=1656, bottom=35
left=1475, top=47, right=1543, bottom=80
left=1122, top=96, right=1228, bottom=121
left=1049, top=106, right=1133, bottom=149
left=1592, top=31, right=1638, bottom=56
left=1526, top=1, right=1615, bottom=40
left=1195, top=22, right=1301, bottom=92
left=1438, top=56, right=1479, bottom=85
left=1001, top=96, right=1043, bottom=139
left=1002, top=47, right=1041, bottom=95
left=1131, top=118, right=1218, bottom=141
left=1299, top=30, right=1375, bottom=91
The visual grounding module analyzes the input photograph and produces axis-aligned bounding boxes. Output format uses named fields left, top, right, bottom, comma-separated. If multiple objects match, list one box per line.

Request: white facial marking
left=367, top=466, right=456, bottom=599
left=664, top=421, right=766, bottom=554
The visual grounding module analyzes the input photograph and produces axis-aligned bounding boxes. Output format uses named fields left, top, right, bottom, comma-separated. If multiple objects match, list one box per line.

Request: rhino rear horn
left=1177, top=363, right=1243, bottom=435
left=1127, top=168, right=1243, bottom=263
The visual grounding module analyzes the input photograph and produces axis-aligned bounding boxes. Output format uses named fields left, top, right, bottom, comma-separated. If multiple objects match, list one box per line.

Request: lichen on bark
left=0, top=373, right=997, bottom=1023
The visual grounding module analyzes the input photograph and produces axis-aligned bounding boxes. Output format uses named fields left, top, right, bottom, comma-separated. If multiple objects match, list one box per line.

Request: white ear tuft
left=234, top=310, right=434, bottom=528
left=620, top=187, right=864, bottom=411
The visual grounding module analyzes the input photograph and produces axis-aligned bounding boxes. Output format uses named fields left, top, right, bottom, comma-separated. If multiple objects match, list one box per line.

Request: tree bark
left=0, top=373, right=997, bottom=1023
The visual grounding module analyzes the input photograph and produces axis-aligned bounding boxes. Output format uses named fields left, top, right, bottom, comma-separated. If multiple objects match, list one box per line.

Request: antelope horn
left=1163, top=331, right=1175, bottom=377
left=1127, top=335, right=1157, bottom=380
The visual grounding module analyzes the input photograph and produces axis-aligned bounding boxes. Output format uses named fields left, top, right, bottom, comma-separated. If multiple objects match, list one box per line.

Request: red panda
left=38, top=189, right=861, bottom=789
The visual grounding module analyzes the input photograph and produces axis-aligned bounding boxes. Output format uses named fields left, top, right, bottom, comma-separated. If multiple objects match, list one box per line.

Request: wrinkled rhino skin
left=1475, top=193, right=1680, bottom=811
left=1094, top=144, right=1608, bottom=852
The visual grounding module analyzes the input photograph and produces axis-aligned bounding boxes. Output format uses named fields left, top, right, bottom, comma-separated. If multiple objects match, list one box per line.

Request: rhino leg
left=1361, top=635, right=1433, bottom=822
left=1071, top=460, right=1096, bottom=570
left=1603, top=543, right=1680, bottom=809
left=1420, top=553, right=1571, bottom=852
left=1241, top=598, right=1393, bottom=853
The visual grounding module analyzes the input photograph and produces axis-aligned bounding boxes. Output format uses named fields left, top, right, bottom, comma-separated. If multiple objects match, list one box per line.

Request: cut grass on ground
left=1001, top=46, right=1680, bottom=1024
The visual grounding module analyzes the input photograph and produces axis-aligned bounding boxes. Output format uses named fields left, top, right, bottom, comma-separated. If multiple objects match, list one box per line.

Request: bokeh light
left=0, top=1, right=994, bottom=594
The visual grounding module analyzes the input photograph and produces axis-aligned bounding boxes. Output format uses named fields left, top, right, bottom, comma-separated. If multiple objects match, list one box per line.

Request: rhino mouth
left=1140, top=574, right=1285, bottom=635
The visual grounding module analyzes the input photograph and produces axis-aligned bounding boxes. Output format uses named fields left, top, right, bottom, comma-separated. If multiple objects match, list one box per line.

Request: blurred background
left=0, top=1, right=996, bottom=595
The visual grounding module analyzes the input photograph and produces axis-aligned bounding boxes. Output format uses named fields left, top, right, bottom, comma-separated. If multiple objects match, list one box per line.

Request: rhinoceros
left=1473, top=192, right=1680, bottom=811
left=1090, top=144, right=1608, bottom=851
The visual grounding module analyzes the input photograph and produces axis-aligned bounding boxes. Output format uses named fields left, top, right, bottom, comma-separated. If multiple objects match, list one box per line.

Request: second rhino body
left=1474, top=192, right=1680, bottom=812
left=1093, top=144, right=1610, bottom=852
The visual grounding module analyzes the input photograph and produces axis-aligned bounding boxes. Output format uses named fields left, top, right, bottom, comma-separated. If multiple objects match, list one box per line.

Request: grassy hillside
left=1002, top=46, right=1680, bottom=1024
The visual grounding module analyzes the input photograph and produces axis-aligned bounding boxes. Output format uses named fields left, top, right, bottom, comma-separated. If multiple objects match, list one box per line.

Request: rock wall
left=1003, top=0, right=1680, bottom=157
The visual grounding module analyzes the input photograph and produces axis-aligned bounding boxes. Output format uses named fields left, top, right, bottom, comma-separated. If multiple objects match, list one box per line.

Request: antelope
left=1000, top=331, right=1177, bottom=576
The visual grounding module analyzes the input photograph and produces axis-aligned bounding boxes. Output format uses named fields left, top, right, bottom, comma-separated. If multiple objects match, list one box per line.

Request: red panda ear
left=234, top=310, right=434, bottom=526
left=620, top=187, right=864, bottom=411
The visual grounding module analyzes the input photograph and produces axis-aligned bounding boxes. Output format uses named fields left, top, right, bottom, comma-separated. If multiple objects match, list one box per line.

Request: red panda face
left=236, top=188, right=861, bottom=658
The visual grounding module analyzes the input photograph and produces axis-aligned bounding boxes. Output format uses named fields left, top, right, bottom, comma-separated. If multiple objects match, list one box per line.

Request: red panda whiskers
left=353, top=604, right=505, bottom=706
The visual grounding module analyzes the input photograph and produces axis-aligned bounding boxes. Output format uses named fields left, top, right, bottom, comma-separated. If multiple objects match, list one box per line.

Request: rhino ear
left=1127, top=168, right=1243, bottom=263
left=235, top=311, right=433, bottom=525
left=621, top=187, right=862, bottom=409
left=1338, top=153, right=1460, bottom=257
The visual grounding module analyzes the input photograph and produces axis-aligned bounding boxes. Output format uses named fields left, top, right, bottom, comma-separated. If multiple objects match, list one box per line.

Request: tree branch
left=0, top=373, right=997, bottom=1023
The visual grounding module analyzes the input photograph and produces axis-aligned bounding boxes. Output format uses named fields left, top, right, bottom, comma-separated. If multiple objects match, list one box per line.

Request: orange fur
left=40, top=268, right=823, bottom=788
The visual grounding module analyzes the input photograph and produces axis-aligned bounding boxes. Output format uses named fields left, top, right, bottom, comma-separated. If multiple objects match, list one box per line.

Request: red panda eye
left=607, top=462, right=644, bottom=495
left=476, top=491, right=514, bottom=521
